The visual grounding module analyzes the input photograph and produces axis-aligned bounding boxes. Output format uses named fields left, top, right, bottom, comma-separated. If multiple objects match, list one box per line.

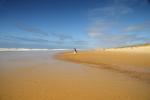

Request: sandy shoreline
left=0, top=51, right=150, bottom=100
left=56, top=46, right=150, bottom=83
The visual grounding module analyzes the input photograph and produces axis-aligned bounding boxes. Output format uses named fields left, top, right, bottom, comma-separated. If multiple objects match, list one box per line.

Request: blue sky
left=0, top=0, right=150, bottom=49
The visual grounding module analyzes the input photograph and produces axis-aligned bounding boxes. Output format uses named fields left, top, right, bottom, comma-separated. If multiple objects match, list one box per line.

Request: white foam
left=0, top=48, right=87, bottom=52
left=0, top=48, right=49, bottom=51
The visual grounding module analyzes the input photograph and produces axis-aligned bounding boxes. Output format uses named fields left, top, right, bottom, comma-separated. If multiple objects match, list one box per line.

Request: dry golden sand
left=0, top=51, right=150, bottom=100
left=56, top=46, right=150, bottom=83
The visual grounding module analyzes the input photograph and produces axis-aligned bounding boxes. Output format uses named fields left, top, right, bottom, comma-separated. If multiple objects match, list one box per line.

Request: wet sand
left=0, top=51, right=150, bottom=100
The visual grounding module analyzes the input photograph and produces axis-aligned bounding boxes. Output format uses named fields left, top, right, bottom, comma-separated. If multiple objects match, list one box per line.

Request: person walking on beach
left=74, top=48, right=77, bottom=54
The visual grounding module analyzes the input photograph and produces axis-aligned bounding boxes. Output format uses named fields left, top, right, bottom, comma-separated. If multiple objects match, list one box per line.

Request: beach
left=56, top=46, right=150, bottom=83
left=0, top=50, right=150, bottom=100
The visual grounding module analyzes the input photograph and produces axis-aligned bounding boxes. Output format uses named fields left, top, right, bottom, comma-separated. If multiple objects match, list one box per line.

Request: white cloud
left=123, top=21, right=150, bottom=32
left=89, top=5, right=133, bottom=21
left=86, top=0, right=150, bottom=47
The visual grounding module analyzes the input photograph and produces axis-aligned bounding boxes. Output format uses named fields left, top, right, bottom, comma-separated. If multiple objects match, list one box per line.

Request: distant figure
left=74, top=48, right=77, bottom=54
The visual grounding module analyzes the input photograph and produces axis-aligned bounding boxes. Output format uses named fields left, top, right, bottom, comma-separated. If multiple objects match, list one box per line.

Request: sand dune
left=105, top=45, right=150, bottom=54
